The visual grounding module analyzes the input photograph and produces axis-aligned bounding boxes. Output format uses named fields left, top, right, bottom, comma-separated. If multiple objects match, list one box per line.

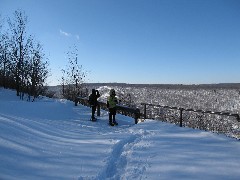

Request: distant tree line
left=0, top=10, right=49, bottom=100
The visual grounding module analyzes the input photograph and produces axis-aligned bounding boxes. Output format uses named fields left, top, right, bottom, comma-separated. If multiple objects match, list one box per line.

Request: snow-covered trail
left=1, top=88, right=240, bottom=180
left=0, top=89, right=137, bottom=179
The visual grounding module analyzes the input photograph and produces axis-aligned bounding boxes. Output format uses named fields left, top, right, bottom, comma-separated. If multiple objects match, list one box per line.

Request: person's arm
left=96, top=90, right=100, bottom=98
left=114, top=97, right=118, bottom=105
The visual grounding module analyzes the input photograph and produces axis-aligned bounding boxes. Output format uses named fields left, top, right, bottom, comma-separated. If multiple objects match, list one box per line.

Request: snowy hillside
left=0, top=88, right=240, bottom=180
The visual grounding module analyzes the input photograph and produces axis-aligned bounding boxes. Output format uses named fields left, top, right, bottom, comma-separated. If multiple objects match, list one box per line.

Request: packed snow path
left=0, top=88, right=240, bottom=180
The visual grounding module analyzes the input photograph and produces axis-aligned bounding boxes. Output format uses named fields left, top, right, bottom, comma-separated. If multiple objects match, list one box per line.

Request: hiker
left=89, top=89, right=100, bottom=121
left=107, top=89, right=118, bottom=126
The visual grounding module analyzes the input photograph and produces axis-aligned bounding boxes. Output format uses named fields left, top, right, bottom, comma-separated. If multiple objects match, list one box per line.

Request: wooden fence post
left=236, top=114, right=240, bottom=122
left=74, top=97, right=78, bottom=106
left=179, top=108, right=183, bottom=127
left=143, top=104, right=147, bottom=119
left=134, top=108, right=140, bottom=124
left=97, top=104, right=100, bottom=116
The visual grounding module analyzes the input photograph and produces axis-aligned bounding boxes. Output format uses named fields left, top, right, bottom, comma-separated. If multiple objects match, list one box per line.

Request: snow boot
left=109, top=120, right=114, bottom=126
left=91, top=116, right=97, bottom=121
left=109, top=122, right=114, bottom=126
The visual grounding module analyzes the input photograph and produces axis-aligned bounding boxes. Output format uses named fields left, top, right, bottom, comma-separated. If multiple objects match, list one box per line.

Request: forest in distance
left=48, top=82, right=240, bottom=112
left=48, top=82, right=240, bottom=94
left=74, top=82, right=240, bottom=89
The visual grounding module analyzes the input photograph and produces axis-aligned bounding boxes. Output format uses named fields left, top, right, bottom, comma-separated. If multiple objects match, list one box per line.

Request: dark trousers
left=91, top=106, right=96, bottom=119
left=109, top=108, right=116, bottom=123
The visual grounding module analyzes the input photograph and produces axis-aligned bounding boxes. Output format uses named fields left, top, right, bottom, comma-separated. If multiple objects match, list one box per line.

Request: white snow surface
left=0, top=88, right=240, bottom=180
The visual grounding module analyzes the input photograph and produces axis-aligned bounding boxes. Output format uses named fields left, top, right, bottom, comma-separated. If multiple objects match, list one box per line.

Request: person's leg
left=109, top=112, right=112, bottom=122
left=112, top=108, right=118, bottom=125
left=92, top=106, right=96, bottom=120
left=109, top=109, right=114, bottom=125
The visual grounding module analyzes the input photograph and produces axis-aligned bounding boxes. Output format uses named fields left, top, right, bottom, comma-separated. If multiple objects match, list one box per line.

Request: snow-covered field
left=0, top=88, right=240, bottom=180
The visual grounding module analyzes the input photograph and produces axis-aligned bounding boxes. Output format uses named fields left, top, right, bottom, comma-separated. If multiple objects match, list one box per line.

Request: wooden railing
left=75, top=96, right=240, bottom=135
left=141, top=103, right=240, bottom=127
left=76, top=97, right=140, bottom=124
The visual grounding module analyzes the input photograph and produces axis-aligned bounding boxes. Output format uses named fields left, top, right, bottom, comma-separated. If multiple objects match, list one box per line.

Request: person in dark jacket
left=89, top=89, right=100, bottom=121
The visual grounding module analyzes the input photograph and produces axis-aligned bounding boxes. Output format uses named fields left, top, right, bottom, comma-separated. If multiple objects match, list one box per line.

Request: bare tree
left=28, top=41, right=49, bottom=100
left=0, top=15, right=7, bottom=87
left=0, top=33, right=11, bottom=88
left=0, top=14, right=15, bottom=89
left=61, top=69, right=66, bottom=96
left=0, top=10, right=50, bottom=100
left=8, top=10, right=32, bottom=97
left=61, top=45, right=87, bottom=102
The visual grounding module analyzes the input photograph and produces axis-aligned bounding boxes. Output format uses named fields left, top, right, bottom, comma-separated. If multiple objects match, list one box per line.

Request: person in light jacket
left=107, top=89, right=118, bottom=126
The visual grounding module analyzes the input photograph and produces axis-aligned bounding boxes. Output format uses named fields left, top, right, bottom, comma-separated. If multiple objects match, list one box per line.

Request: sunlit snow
left=0, top=88, right=240, bottom=180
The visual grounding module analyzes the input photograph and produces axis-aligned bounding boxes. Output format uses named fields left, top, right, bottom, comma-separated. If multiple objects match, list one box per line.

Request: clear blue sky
left=1, top=0, right=240, bottom=85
